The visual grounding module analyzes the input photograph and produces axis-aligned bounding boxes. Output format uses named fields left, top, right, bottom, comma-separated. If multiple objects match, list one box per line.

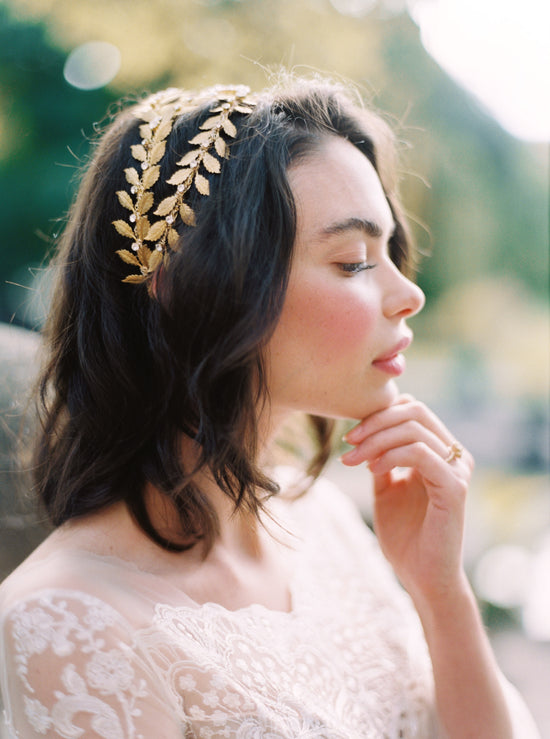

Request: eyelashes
left=338, top=261, right=376, bottom=274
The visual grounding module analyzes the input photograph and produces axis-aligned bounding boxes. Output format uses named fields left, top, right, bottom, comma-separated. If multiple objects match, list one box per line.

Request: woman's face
left=264, top=135, right=425, bottom=422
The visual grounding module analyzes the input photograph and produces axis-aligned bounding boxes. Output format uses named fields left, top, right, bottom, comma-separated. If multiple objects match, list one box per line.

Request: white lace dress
left=0, top=477, right=539, bottom=738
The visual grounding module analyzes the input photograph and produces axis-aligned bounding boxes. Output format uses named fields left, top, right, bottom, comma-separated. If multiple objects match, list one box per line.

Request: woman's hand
left=341, top=395, right=534, bottom=738
left=341, top=394, right=474, bottom=608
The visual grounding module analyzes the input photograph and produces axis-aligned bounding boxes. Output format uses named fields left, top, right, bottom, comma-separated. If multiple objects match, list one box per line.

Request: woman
left=0, top=78, right=539, bottom=737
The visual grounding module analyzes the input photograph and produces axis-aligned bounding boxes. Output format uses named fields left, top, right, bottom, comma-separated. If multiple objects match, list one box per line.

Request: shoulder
left=0, top=503, right=167, bottom=620
left=0, top=586, right=133, bottom=685
left=0, top=576, right=182, bottom=738
left=0, top=547, right=187, bottom=736
left=0, top=552, right=138, bottom=669
left=0, top=543, right=156, bottom=637
left=1, top=545, right=101, bottom=607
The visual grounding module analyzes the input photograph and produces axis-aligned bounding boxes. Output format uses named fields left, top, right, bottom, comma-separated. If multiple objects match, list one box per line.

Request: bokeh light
left=474, top=545, right=531, bottom=609
left=63, top=41, right=121, bottom=90
left=522, top=535, right=550, bottom=642
left=329, top=0, right=378, bottom=17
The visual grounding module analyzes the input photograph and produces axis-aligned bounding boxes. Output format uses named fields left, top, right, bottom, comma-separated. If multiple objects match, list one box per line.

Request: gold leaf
left=140, top=191, right=154, bottom=214
left=221, top=118, right=237, bottom=137
left=122, top=274, right=147, bottom=284
left=166, top=168, right=192, bottom=186
left=138, top=109, right=155, bottom=124
left=200, top=115, right=222, bottom=131
left=131, top=144, right=147, bottom=162
left=155, top=119, right=173, bottom=141
left=235, top=104, right=254, bottom=114
left=168, top=228, right=180, bottom=248
left=154, top=195, right=177, bottom=217
left=138, top=244, right=152, bottom=266
left=124, top=167, right=140, bottom=187
left=214, top=137, right=227, bottom=158
left=194, top=173, right=210, bottom=196
left=116, top=249, right=140, bottom=266
left=142, top=165, right=160, bottom=189
left=139, top=123, right=152, bottom=140
left=179, top=203, right=196, bottom=226
left=177, top=151, right=199, bottom=167
left=202, top=152, right=220, bottom=174
left=145, top=220, right=167, bottom=241
left=136, top=216, right=150, bottom=240
left=150, top=141, right=166, bottom=165
left=158, top=108, right=174, bottom=128
left=116, top=190, right=134, bottom=211
left=217, top=88, right=240, bottom=98
left=189, top=130, right=211, bottom=146
left=113, top=220, right=135, bottom=239
left=148, top=250, right=163, bottom=271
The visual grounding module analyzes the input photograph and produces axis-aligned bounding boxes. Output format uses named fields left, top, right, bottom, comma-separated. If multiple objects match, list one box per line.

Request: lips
left=372, top=335, right=412, bottom=376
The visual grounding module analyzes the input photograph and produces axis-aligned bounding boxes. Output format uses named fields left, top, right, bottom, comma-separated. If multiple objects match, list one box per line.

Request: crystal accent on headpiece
left=113, top=85, right=256, bottom=284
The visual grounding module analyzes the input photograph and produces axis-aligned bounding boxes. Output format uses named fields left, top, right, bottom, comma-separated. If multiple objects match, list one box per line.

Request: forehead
left=287, top=136, right=394, bottom=247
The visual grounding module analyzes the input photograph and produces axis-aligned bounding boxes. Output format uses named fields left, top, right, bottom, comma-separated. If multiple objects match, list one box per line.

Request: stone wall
left=0, top=323, right=50, bottom=581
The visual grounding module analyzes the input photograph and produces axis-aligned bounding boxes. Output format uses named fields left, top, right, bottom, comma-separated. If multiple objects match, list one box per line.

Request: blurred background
left=0, top=0, right=548, bottom=733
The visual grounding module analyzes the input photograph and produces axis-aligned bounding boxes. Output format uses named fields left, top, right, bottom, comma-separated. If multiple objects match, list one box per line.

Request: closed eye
left=338, top=262, right=376, bottom=274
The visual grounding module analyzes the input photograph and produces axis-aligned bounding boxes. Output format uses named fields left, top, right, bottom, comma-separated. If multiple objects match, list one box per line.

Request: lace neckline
left=10, top=540, right=302, bottom=619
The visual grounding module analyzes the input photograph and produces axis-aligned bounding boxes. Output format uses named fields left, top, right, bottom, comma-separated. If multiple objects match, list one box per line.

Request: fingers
left=341, top=394, right=474, bottom=474
left=344, top=395, right=454, bottom=449
left=341, top=419, right=450, bottom=467
left=368, top=442, right=467, bottom=489
left=368, top=438, right=471, bottom=515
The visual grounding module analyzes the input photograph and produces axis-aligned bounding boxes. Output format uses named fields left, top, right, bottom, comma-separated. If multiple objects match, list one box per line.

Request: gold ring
left=445, top=441, right=463, bottom=463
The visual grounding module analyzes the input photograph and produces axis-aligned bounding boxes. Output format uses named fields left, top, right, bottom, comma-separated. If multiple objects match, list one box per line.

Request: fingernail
left=340, top=450, right=357, bottom=464
left=343, top=427, right=361, bottom=443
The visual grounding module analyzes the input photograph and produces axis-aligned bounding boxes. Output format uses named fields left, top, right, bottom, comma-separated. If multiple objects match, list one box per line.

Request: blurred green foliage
left=0, top=3, right=119, bottom=323
left=0, top=0, right=547, bottom=328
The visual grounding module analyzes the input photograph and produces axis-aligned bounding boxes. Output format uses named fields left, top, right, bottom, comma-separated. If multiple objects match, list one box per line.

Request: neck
left=141, top=404, right=293, bottom=559
left=141, top=475, right=260, bottom=557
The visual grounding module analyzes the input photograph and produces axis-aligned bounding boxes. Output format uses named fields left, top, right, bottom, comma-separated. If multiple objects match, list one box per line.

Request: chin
left=343, top=379, right=399, bottom=421
left=307, top=380, right=399, bottom=422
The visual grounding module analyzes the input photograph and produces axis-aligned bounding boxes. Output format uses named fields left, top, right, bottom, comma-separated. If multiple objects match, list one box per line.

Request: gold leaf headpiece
left=113, top=85, right=256, bottom=284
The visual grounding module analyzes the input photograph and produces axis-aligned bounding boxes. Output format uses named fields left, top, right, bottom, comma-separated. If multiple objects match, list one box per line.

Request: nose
left=382, top=263, right=425, bottom=319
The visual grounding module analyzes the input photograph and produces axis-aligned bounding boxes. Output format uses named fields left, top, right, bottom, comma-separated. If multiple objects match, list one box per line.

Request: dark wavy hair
left=33, top=76, right=415, bottom=553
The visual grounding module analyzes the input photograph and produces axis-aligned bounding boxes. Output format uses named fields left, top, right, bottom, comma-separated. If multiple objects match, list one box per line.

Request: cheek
left=284, top=281, right=379, bottom=362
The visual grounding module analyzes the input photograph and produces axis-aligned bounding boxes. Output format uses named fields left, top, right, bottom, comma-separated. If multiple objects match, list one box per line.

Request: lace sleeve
left=0, top=589, right=184, bottom=739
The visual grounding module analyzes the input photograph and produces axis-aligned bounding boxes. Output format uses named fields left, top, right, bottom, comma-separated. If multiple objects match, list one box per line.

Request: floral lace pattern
left=4, top=592, right=149, bottom=738
left=5, top=478, right=537, bottom=738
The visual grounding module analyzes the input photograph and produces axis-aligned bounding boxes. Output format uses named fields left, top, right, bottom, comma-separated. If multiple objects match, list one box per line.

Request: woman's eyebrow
left=319, top=217, right=395, bottom=240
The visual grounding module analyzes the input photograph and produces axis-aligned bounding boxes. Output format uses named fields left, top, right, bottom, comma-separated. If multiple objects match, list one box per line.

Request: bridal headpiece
left=112, top=85, right=256, bottom=284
